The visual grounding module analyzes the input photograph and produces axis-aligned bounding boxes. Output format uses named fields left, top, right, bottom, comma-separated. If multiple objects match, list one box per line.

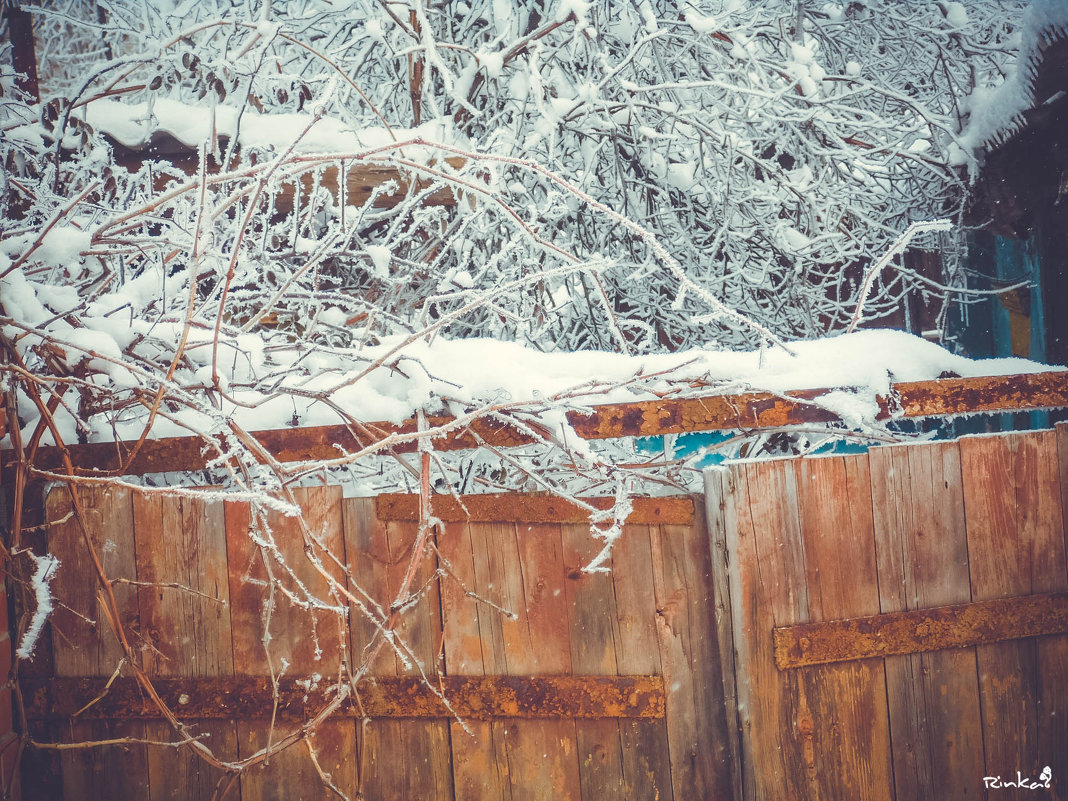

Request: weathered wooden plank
left=377, top=492, right=694, bottom=525
left=226, top=486, right=357, bottom=801
left=362, top=518, right=451, bottom=801
left=439, top=520, right=507, bottom=801
left=12, top=372, right=1068, bottom=479
left=609, top=523, right=674, bottom=801
left=774, top=591, right=1068, bottom=667
left=345, top=495, right=448, bottom=800
left=867, top=441, right=985, bottom=801
left=703, top=468, right=744, bottom=801
left=650, top=503, right=735, bottom=801
left=961, top=433, right=1044, bottom=797
left=560, top=523, right=626, bottom=801
left=46, top=485, right=150, bottom=801
left=341, top=496, right=394, bottom=677
left=726, top=459, right=808, bottom=801
left=132, top=494, right=238, bottom=800
left=791, top=455, right=892, bottom=801
left=498, top=522, right=582, bottom=801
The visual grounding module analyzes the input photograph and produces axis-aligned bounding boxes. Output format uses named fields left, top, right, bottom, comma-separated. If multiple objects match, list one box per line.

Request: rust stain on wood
left=774, top=591, right=1068, bottom=669
left=5, top=372, right=1066, bottom=479
left=23, top=675, right=665, bottom=722
left=375, top=493, right=694, bottom=525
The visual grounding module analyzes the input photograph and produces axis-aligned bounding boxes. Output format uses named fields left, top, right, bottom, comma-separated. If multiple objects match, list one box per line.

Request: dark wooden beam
left=773, top=591, right=1068, bottom=669
left=3, top=371, right=1066, bottom=479
left=4, top=6, right=40, bottom=103
left=376, top=492, right=694, bottom=525
left=22, top=675, right=665, bottom=722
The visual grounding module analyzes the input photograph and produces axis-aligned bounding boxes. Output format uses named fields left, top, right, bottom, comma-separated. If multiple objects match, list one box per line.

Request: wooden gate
left=705, top=428, right=1068, bottom=801
left=23, top=488, right=734, bottom=800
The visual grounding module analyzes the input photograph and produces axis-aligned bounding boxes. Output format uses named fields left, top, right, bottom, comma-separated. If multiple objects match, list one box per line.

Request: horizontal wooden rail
left=23, top=675, right=665, bottom=722
left=111, top=144, right=464, bottom=215
left=3, top=371, right=1065, bottom=479
left=376, top=493, right=694, bottom=524
left=774, top=591, right=1068, bottom=669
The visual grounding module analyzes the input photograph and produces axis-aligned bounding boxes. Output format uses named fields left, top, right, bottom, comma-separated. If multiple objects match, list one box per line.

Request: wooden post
left=4, top=6, right=40, bottom=103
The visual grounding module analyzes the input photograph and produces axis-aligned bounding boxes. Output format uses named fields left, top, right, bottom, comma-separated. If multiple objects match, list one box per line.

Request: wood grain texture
left=561, top=522, right=626, bottom=801
left=440, top=519, right=506, bottom=801
left=961, top=433, right=1043, bottom=801
left=726, top=459, right=809, bottom=801
left=704, top=469, right=744, bottom=801
left=46, top=486, right=149, bottom=801
left=227, top=486, right=357, bottom=801
left=791, top=455, right=892, bottom=801
left=610, top=523, right=674, bottom=801
left=368, top=518, right=452, bottom=801
left=497, top=523, right=581, bottom=801
left=651, top=502, right=734, bottom=801
left=969, top=430, right=1068, bottom=800
left=132, top=494, right=238, bottom=800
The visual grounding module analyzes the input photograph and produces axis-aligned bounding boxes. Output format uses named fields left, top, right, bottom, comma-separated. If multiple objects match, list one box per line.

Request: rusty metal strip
left=23, top=675, right=665, bottom=722
left=376, top=493, right=694, bottom=525
left=774, top=591, right=1068, bottom=670
left=4, top=372, right=1067, bottom=479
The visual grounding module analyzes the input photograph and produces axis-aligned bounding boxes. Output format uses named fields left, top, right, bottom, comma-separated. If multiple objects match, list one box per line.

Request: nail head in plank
left=774, top=591, right=1068, bottom=669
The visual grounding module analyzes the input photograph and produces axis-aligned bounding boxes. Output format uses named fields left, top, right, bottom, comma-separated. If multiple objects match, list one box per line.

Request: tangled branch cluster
left=0, top=0, right=1029, bottom=792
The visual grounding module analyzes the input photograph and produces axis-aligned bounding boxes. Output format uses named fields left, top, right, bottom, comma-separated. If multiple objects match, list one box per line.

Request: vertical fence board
left=467, top=521, right=516, bottom=798
left=227, top=486, right=356, bottom=801
left=440, top=520, right=507, bottom=801
left=610, top=523, right=674, bottom=801
left=727, top=459, right=809, bottom=801
left=342, top=496, right=401, bottom=799
left=961, top=434, right=1041, bottom=800
left=870, top=443, right=984, bottom=801
left=47, top=486, right=149, bottom=801
left=373, top=518, right=453, bottom=801
left=704, top=469, right=744, bottom=801
left=561, top=522, right=626, bottom=801
left=999, top=433, right=1068, bottom=798
left=133, top=494, right=238, bottom=800
left=342, top=496, right=393, bottom=676
left=652, top=502, right=733, bottom=801
left=499, top=523, right=581, bottom=801
left=791, top=456, right=893, bottom=801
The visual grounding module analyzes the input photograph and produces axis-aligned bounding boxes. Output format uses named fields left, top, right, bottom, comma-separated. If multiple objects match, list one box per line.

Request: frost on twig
left=16, top=553, right=61, bottom=661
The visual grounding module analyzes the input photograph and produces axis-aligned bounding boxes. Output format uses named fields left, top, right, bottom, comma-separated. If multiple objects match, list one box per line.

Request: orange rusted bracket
left=773, top=591, right=1068, bottom=670
left=22, top=675, right=665, bottom=721
left=377, top=492, right=694, bottom=525
left=4, top=371, right=1067, bottom=479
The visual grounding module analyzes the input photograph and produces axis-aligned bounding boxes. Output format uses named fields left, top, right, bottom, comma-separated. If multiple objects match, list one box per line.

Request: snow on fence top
left=76, top=97, right=457, bottom=156
left=0, top=317, right=1054, bottom=452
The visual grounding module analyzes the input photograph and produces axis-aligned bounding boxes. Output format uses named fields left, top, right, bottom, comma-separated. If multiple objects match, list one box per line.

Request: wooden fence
left=705, top=427, right=1068, bottom=801
left=9, top=407, right=1068, bottom=799
left=23, top=488, right=733, bottom=800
